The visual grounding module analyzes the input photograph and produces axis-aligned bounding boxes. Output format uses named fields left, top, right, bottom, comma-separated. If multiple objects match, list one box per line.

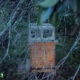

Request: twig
left=56, top=32, right=80, bottom=67
left=0, top=25, right=11, bottom=64
left=0, top=0, right=25, bottom=64
left=0, top=0, right=25, bottom=37
left=72, top=65, right=80, bottom=80
left=51, top=31, right=80, bottom=79
left=40, top=31, right=80, bottom=80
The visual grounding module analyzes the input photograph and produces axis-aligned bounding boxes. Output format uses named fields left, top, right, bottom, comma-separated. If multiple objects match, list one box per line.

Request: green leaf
left=0, top=73, right=4, bottom=78
left=40, top=7, right=53, bottom=23
left=39, top=0, right=59, bottom=8
left=37, top=7, right=44, bottom=25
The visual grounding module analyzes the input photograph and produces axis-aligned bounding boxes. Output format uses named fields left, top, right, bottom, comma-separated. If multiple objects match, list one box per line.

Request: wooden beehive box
left=28, top=23, right=56, bottom=72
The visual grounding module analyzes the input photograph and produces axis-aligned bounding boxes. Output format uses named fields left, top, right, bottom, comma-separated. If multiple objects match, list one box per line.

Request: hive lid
left=29, top=23, right=55, bottom=29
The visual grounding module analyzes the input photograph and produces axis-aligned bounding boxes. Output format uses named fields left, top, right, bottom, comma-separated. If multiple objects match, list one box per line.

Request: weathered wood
left=17, top=59, right=30, bottom=73
left=30, top=42, right=56, bottom=72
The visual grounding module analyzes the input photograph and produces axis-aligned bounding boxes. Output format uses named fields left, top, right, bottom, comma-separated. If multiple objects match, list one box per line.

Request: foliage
left=39, top=0, right=59, bottom=8
left=57, top=7, right=76, bottom=35
left=40, top=7, right=53, bottom=23
left=0, top=0, right=80, bottom=80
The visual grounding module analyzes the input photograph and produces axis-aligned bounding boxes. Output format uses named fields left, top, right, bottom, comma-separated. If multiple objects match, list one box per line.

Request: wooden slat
left=30, top=42, right=56, bottom=72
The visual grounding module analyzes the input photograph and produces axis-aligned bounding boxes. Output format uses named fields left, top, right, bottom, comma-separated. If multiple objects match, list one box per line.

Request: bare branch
left=40, top=31, right=80, bottom=80
left=0, top=0, right=25, bottom=37
left=0, top=25, right=11, bottom=64
left=0, top=0, right=25, bottom=64
left=72, top=65, right=80, bottom=80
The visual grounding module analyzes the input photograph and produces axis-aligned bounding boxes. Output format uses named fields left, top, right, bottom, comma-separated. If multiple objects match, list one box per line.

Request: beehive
left=28, top=23, right=56, bottom=72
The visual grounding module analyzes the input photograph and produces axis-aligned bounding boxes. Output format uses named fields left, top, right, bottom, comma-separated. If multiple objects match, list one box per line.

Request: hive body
left=29, top=23, right=56, bottom=72
left=30, top=42, right=56, bottom=72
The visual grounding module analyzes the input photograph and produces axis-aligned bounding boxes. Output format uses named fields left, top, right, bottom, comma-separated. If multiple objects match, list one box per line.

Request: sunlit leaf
left=0, top=73, right=4, bottom=78
left=39, top=0, right=59, bottom=8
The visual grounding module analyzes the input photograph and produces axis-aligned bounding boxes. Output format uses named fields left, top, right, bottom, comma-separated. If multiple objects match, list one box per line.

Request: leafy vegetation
left=0, top=0, right=80, bottom=80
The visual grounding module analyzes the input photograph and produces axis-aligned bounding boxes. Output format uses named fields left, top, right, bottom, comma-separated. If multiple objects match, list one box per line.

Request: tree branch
left=72, top=65, right=80, bottom=80
left=0, top=0, right=25, bottom=64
